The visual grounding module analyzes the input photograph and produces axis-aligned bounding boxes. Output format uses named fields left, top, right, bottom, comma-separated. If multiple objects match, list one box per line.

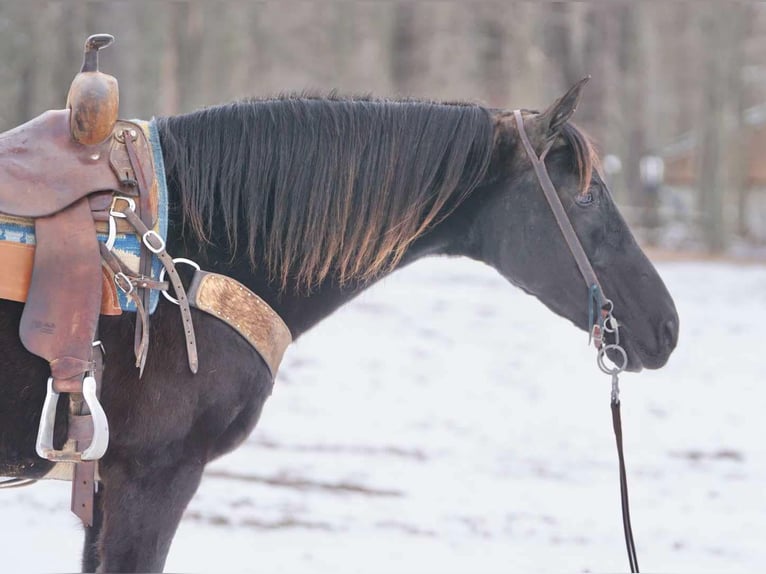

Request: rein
left=513, top=110, right=639, bottom=572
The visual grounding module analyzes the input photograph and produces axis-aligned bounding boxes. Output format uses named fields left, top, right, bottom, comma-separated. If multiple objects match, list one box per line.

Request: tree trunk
left=697, top=4, right=729, bottom=252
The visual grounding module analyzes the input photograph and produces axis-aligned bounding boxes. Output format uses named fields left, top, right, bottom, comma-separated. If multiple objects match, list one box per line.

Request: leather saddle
left=0, top=35, right=160, bottom=470
left=0, top=34, right=202, bottom=526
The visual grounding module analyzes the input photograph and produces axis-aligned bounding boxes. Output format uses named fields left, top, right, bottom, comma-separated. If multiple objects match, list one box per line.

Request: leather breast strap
left=186, top=270, right=292, bottom=377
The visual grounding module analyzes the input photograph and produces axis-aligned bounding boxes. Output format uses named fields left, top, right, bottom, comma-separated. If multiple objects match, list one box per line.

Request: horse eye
left=576, top=191, right=594, bottom=206
left=576, top=182, right=601, bottom=206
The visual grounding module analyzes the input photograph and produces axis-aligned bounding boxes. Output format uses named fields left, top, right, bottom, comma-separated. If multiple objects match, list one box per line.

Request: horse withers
left=0, top=78, right=677, bottom=571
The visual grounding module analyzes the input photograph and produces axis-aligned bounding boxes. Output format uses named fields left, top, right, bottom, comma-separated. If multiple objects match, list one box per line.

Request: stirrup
left=35, top=376, right=110, bottom=462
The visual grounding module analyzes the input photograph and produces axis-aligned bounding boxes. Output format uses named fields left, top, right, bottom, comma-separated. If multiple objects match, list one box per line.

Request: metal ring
left=601, top=298, right=614, bottom=314
left=159, top=258, right=200, bottom=305
left=603, top=314, right=618, bottom=333
left=597, top=344, right=628, bottom=375
left=109, top=196, right=136, bottom=218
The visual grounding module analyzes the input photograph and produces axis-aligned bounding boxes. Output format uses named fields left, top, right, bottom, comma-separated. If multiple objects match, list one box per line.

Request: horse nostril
left=662, top=318, right=679, bottom=350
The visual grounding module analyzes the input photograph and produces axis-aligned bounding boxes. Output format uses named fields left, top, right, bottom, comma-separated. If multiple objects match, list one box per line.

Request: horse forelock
left=560, top=122, right=601, bottom=196
left=157, top=95, right=495, bottom=291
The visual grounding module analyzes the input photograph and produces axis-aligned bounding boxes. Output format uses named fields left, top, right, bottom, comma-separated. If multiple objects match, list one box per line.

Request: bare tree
left=698, top=3, right=736, bottom=251
left=0, top=1, right=763, bottom=249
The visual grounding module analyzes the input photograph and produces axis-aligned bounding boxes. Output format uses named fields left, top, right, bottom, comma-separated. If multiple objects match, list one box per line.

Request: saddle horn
left=67, top=33, right=119, bottom=145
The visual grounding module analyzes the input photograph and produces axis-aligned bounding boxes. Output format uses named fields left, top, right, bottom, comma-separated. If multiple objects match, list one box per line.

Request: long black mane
left=156, top=96, right=495, bottom=290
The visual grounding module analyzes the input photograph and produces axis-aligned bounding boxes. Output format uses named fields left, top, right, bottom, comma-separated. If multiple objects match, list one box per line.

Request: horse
left=0, top=78, right=678, bottom=572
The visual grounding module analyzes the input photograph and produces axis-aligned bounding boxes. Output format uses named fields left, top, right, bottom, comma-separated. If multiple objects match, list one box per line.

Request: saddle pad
left=0, top=119, right=169, bottom=315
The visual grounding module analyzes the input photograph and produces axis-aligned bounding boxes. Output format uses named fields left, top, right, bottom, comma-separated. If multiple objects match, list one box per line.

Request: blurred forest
left=0, top=1, right=764, bottom=253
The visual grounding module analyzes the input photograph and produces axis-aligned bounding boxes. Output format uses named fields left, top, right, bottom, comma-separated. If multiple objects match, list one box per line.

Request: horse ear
left=538, top=76, right=590, bottom=136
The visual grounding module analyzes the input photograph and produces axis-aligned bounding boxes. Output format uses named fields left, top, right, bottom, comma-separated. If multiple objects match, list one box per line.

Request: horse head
left=462, top=79, right=678, bottom=371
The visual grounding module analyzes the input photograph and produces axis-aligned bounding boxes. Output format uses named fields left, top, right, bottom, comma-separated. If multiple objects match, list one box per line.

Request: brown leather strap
left=117, top=205, right=198, bottom=373
left=70, top=414, right=96, bottom=525
left=98, top=242, right=168, bottom=292
left=99, top=243, right=155, bottom=373
left=71, top=460, right=96, bottom=526
left=53, top=374, right=92, bottom=394
left=123, top=131, right=157, bottom=370
left=68, top=336, right=103, bottom=527
left=131, top=292, right=150, bottom=375
left=612, top=399, right=639, bottom=573
left=130, top=277, right=169, bottom=291
left=513, top=110, right=603, bottom=294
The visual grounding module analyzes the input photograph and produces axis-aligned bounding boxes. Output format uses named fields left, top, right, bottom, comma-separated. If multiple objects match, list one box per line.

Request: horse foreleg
left=81, top=485, right=104, bottom=572
left=95, top=459, right=204, bottom=573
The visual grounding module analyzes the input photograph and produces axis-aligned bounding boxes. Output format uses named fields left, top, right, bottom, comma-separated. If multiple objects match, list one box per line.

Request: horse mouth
left=609, top=319, right=677, bottom=372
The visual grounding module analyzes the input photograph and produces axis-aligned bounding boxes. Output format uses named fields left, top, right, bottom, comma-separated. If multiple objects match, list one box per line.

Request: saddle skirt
left=0, top=118, right=168, bottom=315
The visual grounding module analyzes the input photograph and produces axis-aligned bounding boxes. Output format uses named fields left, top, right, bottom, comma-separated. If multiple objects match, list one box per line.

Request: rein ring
left=597, top=343, right=628, bottom=375
left=159, top=258, right=200, bottom=305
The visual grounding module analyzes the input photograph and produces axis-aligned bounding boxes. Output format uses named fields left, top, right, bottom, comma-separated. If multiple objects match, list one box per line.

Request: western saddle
left=0, top=35, right=292, bottom=524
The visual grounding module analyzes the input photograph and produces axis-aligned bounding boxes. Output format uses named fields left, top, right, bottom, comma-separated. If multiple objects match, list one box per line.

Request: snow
left=2, top=257, right=764, bottom=572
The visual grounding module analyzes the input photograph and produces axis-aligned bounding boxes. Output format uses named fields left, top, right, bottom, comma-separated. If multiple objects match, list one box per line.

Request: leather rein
left=513, top=110, right=639, bottom=573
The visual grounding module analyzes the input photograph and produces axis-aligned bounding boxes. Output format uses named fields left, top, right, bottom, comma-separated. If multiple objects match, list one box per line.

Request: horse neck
left=240, top=227, right=453, bottom=340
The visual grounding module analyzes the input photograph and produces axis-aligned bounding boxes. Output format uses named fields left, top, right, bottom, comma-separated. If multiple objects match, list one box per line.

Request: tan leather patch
left=0, top=241, right=33, bottom=302
left=0, top=241, right=122, bottom=316
left=188, top=271, right=292, bottom=376
left=99, top=263, right=122, bottom=315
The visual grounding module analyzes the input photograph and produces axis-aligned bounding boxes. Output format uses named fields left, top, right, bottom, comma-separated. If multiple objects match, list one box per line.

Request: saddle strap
left=69, top=334, right=105, bottom=527
left=98, top=243, right=153, bottom=374
left=19, top=197, right=103, bottom=383
left=122, top=129, right=157, bottom=369
left=117, top=206, right=198, bottom=373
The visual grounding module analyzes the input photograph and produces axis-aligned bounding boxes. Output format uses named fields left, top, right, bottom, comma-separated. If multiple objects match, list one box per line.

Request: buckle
left=105, top=196, right=137, bottom=251
left=142, top=229, right=166, bottom=254
left=114, top=271, right=134, bottom=294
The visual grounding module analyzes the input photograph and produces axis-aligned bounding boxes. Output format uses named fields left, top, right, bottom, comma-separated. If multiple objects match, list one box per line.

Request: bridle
left=513, top=110, right=639, bottom=573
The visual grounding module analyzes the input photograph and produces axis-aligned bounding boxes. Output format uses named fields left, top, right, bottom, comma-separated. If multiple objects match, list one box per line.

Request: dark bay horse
left=0, top=79, right=678, bottom=572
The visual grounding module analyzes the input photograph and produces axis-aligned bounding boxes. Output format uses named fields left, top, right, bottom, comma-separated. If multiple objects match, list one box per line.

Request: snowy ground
left=2, top=257, right=765, bottom=572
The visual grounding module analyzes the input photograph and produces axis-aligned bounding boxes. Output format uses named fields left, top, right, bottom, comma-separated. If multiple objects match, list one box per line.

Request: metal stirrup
left=35, top=375, right=109, bottom=462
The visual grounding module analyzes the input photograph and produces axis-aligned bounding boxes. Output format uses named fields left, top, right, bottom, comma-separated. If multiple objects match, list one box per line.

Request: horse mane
left=156, top=95, right=495, bottom=290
